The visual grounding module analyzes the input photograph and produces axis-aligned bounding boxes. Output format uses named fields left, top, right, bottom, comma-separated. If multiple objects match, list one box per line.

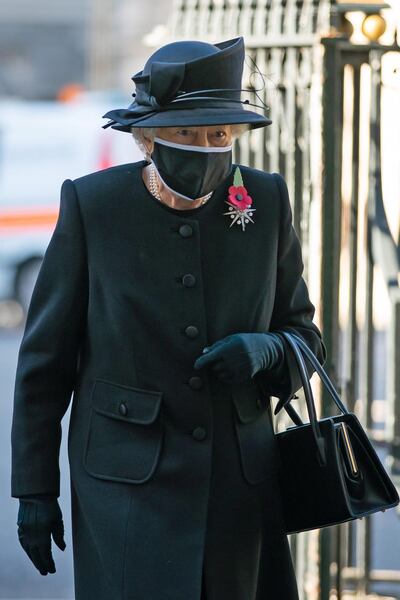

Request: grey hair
left=131, top=123, right=251, bottom=160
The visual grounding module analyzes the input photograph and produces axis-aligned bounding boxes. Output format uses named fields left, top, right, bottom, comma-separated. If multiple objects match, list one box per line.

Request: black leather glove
left=193, top=332, right=285, bottom=384
left=17, top=494, right=66, bottom=575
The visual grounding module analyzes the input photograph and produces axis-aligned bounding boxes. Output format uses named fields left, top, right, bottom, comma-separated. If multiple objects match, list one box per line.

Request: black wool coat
left=11, top=159, right=327, bottom=600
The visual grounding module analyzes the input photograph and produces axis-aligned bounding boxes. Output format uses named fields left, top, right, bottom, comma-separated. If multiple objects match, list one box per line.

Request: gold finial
left=361, top=13, right=387, bottom=41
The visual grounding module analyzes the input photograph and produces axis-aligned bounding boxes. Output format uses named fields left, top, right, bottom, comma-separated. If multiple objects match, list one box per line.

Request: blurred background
left=0, top=0, right=399, bottom=598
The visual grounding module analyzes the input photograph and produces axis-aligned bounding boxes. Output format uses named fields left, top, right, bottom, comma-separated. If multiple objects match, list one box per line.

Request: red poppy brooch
left=223, top=166, right=256, bottom=231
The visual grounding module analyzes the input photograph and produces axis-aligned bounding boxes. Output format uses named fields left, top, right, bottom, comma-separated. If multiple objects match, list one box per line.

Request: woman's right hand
left=17, top=495, right=66, bottom=575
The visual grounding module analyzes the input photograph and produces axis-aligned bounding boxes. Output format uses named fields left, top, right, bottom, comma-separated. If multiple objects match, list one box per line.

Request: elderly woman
left=11, top=36, right=326, bottom=600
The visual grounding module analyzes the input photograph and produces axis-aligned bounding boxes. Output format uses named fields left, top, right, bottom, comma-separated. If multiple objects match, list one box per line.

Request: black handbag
left=271, top=329, right=400, bottom=535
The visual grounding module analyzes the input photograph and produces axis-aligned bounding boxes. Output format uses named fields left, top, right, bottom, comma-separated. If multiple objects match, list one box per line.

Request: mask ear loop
left=141, top=133, right=153, bottom=163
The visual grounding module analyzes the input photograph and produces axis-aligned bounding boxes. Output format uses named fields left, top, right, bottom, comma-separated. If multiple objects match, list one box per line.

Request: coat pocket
left=231, top=381, right=282, bottom=484
left=83, top=378, right=164, bottom=484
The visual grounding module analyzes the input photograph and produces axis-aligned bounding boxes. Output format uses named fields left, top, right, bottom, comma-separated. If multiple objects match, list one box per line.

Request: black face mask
left=149, top=136, right=233, bottom=202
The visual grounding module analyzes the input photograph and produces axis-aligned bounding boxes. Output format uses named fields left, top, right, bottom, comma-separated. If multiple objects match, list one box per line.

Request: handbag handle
left=274, top=330, right=328, bottom=466
left=283, top=330, right=349, bottom=415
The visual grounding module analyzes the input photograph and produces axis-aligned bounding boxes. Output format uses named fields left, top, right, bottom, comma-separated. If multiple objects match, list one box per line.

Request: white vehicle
left=0, top=92, right=141, bottom=319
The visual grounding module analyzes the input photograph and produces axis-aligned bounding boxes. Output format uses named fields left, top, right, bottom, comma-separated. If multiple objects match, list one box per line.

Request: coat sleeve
left=254, top=172, right=327, bottom=412
left=11, top=178, right=88, bottom=498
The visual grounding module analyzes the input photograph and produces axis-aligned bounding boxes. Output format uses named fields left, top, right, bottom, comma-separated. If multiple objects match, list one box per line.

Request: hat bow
left=133, top=61, right=186, bottom=109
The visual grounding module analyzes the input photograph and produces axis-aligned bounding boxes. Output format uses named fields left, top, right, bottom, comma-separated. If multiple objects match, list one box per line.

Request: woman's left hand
left=193, top=332, right=285, bottom=384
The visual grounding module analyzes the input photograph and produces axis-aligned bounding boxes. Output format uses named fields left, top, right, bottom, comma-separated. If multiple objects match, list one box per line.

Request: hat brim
left=105, top=107, right=272, bottom=132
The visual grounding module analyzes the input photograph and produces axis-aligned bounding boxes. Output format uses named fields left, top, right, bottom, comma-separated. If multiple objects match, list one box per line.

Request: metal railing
left=156, top=1, right=400, bottom=598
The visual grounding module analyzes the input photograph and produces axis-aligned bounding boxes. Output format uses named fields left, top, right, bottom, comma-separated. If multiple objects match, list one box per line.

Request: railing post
left=320, top=35, right=344, bottom=600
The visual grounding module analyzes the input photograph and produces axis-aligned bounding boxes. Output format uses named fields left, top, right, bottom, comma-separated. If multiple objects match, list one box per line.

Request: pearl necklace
left=148, top=162, right=213, bottom=207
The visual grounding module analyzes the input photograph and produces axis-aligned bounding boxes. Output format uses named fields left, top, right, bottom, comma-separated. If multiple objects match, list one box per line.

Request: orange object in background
left=98, top=135, right=114, bottom=170
left=0, top=207, right=59, bottom=235
left=57, top=83, right=86, bottom=102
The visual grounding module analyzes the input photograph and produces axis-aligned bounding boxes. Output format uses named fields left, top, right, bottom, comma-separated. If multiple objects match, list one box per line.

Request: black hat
left=101, top=36, right=272, bottom=132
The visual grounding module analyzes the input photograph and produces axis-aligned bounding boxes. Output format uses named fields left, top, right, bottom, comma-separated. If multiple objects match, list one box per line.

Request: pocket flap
left=91, top=378, right=163, bottom=424
left=231, top=381, right=265, bottom=423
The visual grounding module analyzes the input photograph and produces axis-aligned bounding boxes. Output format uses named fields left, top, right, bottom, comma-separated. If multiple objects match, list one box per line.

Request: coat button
left=119, top=402, right=128, bottom=416
left=188, top=376, right=203, bottom=389
left=182, top=273, right=196, bottom=287
left=192, top=427, right=206, bottom=441
left=185, top=325, right=199, bottom=338
left=256, top=397, right=263, bottom=409
left=179, top=224, right=193, bottom=237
